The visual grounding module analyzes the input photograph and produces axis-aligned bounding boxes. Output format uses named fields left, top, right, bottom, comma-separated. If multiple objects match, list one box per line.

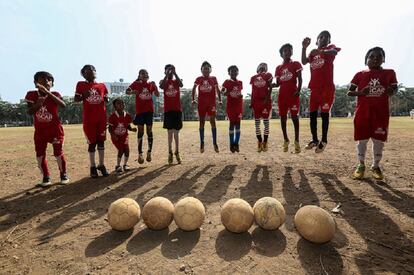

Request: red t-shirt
left=308, top=44, right=341, bottom=89
left=250, top=72, right=273, bottom=103
left=108, top=111, right=132, bottom=138
left=222, top=79, right=243, bottom=113
left=75, top=81, right=108, bottom=122
left=25, top=91, right=62, bottom=130
left=128, top=80, right=158, bottom=114
left=194, top=76, right=218, bottom=107
left=275, top=60, right=303, bottom=94
left=163, top=79, right=181, bottom=112
left=351, top=69, right=398, bottom=113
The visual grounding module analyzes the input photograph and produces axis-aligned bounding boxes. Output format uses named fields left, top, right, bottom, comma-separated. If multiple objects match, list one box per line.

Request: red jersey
left=194, top=76, right=218, bottom=107
left=25, top=91, right=62, bottom=130
left=250, top=72, right=273, bottom=103
left=308, top=44, right=341, bottom=89
left=75, top=81, right=108, bottom=122
left=222, top=79, right=243, bottom=113
left=275, top=60, right=303, bottom=94
left=163, top=79, right=181, bottom=112
left=128, top=80, right=158, bottom=114
left=108, top=111, right=133, bottom=138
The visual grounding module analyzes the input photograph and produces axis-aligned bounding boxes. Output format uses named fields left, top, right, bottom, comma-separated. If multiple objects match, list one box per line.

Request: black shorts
left=133, top=112, right=153, bottom=126
left=163, top=111, right=183, bottom=130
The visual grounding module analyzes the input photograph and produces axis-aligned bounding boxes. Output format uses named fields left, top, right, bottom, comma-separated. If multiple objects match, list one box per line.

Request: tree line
left=1, top=86, right=414, bottom=126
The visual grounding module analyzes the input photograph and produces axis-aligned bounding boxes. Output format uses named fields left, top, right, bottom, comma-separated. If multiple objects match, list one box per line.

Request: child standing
left=108, top=98, right=137, bottom=173
left=75, top=65, right=109, bottom=178
left=275, top=43, right=303, bottom=153
left=221, top=65, right=243, bottom=153
left=302, top=30, right=341, bottom=153
left=192, top=61, right=222, bottom=153
left=26, top=71, right=69, bottom=186
left=126, top=69, right=160, bottom=164
left=250, top=63, right=273, bottom=152
left=159, top=64, right=183, bottom=164
left=347, top=47, right=398, bottom=180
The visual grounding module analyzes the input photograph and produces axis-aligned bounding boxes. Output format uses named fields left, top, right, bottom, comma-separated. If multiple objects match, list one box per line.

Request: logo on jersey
left=368, top=78, right=385, bottom=97
left=310, top=55, right=325, bottom=69
left=229, top=86, right=241, bottom=98
left=165, top=84, right=178, bottom=97
left=139, top=88, right=152, bottom=100
left=322, top=103, right=330, bottom=110
left=374, top=127, right=386, bottom=135
left=291, top=105, right=298, bottom=111
left=114, top=123, right=127, bottom=136
left=280, top=68, right=293, bottom=81
left=36, top=106, right=53, bottom=123
left=254, top=76, right=266, bottom=88
left=199, top=80, right=212, bottom=93
left=263, top=108, right=268, bottom=114
left=86, top=88, right=103, bottom=104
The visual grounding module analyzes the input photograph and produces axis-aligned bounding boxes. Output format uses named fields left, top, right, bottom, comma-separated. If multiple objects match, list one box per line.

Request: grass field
left=0, top=117, right=413, bottom=274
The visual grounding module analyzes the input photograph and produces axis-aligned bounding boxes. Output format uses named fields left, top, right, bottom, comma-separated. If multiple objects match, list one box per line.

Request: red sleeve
left=75, top=82, right=83, bottom=96
left=388, top=70, right=398, bottom=85
left=102, top=84, right=108, bottom=96
left=350, top=72, right=361, bottom=87
left=194, top=77, right=202, bottom=86
left=295, top=62, right=303, bottom=72
left=222, top=80, right=229, bottom=90
left=328, top=44, right=341, bottom=52
left=266, top=72, right=273, bottom=83
left=275, top=66, right=281, bottom=78
left=250, top=76, right=254, bottom=85
left=108, top=113, right=115, bottom=126
left=240, top=81, right=243, bottom=90
left=52, top=91, right=62, bottom=99
left=25, top=91, right=37, bottom=103
left=150, top=82, right=158, bottom=93
left=128, top=81, right=139, bottom=91
left=212, top=76, right=218, bottom=86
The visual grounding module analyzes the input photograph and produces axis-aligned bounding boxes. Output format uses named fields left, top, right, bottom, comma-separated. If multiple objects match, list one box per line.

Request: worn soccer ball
left=294, top=205, right=336, bottom=243
left=108, top=198, right=141, bottom=231
left=173, top=197, right=205, bottom=231
left=221, top=198, right=254, bottom=233
left=253, top=197, right=286, bottom=230
left=142, top=197, right=174, bottom=230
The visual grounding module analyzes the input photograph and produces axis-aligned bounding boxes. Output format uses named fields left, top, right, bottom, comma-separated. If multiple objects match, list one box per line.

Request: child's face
left=114, top=100, right=125, bottom=112
left=165, top=66, right=174, bottom=78
left=229, top=69, right=238, bottom=79
left=367, top=50, right=384, bottom=69
left=201, top=66, right=211, bottom=77
left=317, top=34, right=330, bottom=48
left=139, top=70, right=149, bottom=81
left=257, top=64, right=268, bottom=73
left=83, top=67, right=96, bottom=82
left=36, top=75, right=53, bottom=90
left=281, top=47, right=292, bottom=60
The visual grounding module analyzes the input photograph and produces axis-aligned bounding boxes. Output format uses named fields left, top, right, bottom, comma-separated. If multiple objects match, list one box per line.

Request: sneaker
left=230, top=144, right=235, bottom=153
left=283, top=140, right=290, bottom=152
left=168, top=151, right=173, bottom=164
left=123, top=164, right=130, bottom=171
left=90, top=166, right=98, bottom=178
left=257, top=142, right=262, bottom=153
left=97, top=165, right=109, bottom=177
left=60, top=173, right=70, bottom=184
left=146, top=151, right=152, bottom=162
left=175, top=152, right=182, bottom=164
left=138, top=153, right=144, bottom=164
left=115, top=165, right=123, bottom=173
left=200, top=143, right=205, bottom=153
left=352, top=164, right=365, bottom=180
left=262, top=141, right=268, bottom=152
left=371, top=166, right=384, bottom=181
left=37, top=176, right=52, bottom=187
left=235, top=144, right=240, bottom=153
left=294, top=141, right=301, bottom=154
left=305, top=141, right=318, bottom=150
left=214, top=143, right=219, bottom=153
left=315, top=141, right=327, bottom=153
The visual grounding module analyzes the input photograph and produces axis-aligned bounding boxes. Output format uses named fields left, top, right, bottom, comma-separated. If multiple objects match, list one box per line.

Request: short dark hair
left=34, top=71, right=54, bottom=84
left=227, top=65, right=238, bottom=73
left=279, top=43, right=293, bottom=56
left=80, top=64, right=96, bottom=77
left=112, top=98, right=124, bottom=107
left=365, top=47, right=385, bottom=65
left=164, top=64, right=175, bottom=71
left=318, top=30, right=331, bottom=40
left=201, top=61, right=211, bottom=70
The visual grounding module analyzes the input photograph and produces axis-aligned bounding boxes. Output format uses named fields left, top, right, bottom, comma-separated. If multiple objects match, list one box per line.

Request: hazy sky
left=1, top=0, right=413, bottom=103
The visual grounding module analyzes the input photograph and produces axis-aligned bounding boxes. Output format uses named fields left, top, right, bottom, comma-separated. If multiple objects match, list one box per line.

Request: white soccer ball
left=173, top=197, right=205, bottom=231
left=107, top=198, right=141, bottom=231
left=142, top=197, right=174, bottom=230
left=221, top=198, right=254, bottom=233
left=253, top=197, right=286, bottom=230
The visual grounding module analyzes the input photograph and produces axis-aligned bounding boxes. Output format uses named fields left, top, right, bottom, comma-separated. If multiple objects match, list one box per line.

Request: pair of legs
left=35, top=139, right=68, bottom=185
left=353, top=138, right=385, bottom=180
left=228, top=121, right=241, bottom=153
left=88, top=141, right=109, bottom=177
left=115, top=147, right=130, bottom=171
left=167, top=129, right=181, bottom=164
left=309, top=111, right=330, bottom=144
left=137, top=124, right=153, bottom=163
left=280, top=115, right=301, bottom=153
left=199, top=116, right=218, bottom=153
left=255, top=118, right=269, bottom=152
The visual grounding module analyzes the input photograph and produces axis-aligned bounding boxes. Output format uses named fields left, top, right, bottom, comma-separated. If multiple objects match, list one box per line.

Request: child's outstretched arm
left=174, top=71, right=184, bottom=87
left=35, top=83, right=66, bottom=108
left=125, top=87, right=136, bottom=95
left=386, top=84, right=398, bottom=96
left=127, top=124, right=137, bottom=132
left=347, top=84, right=369, bottom=96
left=302, top=37, right=311, bottom=65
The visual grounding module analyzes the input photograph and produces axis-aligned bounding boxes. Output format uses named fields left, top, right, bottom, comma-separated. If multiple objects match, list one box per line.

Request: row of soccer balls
left=107, top=196, right=336, bottom=244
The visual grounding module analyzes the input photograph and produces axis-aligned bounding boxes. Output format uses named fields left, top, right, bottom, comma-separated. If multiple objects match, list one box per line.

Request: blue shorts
left=133, top=112, right=153, bottom=126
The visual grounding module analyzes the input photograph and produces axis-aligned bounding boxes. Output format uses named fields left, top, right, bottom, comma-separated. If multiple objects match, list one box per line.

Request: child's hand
left=35, top=83, right=49, bottom=93
left=302, top=37, right=311, bottom=48
left=360, top=86, right=370, bottom=96
left=82, top=89, right=90, bottom=98
left=131, top=127, right=137, bottom=132
left=238, top=94, right=243, bottom=99
left=386, top=86, right=396, bottom=96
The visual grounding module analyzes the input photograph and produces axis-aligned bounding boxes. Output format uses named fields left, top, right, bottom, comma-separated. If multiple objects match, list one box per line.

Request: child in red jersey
left=302, top=30, right=341, bottom=153
left=347, top=47, right=398, bottom=181
left=192, top=61, right=222, bottom=153
left=222, top=65, right=243, bottom=153
left=25, top=71, right=69, bottom=187
left=108, top=98, right=137, bottom=173
left=159, top=64, right=184, bottom=164
left=126, top=69, right=160, bottom=164
left=75, top=65, right=109, bottom=178
left=275, top=43, right=303, bottom=153
left=250, top=63, right=273, bottom=152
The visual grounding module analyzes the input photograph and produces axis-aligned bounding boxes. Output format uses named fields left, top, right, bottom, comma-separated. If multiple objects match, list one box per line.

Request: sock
left=147, top=132, right=153, bottom=152
left=255, top=119, right=261, bottom=140
left=124, top=150, right=129, bottom=165
left=372, top=138, right=384, bottom=168
left=229, top=125, right=235, bottom=145
left=235, top=124, right=241, bottom=144
left=310, top=111, right=318, bottom=142
left=54, top=154, right=67, bottom=175
left=97, top=146, right=104, bottom=166
left=212, top=127, right=217, bottom=145
left=36, top=155, right=50, bottom=177
left=168, top=130, right=173, bottom=152
left=137, top=132, right=144, bottom=154
left=88, top=151, right=96, bottom=167
left=264, top=135, right=268, bottom=143
left=173, top=130, right=179, bottom=153
left=117, top=151, right=122, bottom=166
left=357, top=139, right=368, bottom=163
left=321, top=112, right=330, bottom=143
left=292, top=116, right=300, bottom=142
left=281, top=116, right=288, bottom=141
left=199, top=128, right=205, bottom=144
left=264, top=119, right=269, bottom=141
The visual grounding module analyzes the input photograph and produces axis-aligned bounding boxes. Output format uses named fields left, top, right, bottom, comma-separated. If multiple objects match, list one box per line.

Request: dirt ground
left=0, top=118, right=413, bottom=274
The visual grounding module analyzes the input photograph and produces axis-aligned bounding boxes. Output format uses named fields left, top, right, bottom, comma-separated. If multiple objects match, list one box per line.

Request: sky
left=1, top=0, right=413, bottom=103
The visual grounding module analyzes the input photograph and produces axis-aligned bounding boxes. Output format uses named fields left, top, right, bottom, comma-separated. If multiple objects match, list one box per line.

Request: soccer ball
left=173, top=197, right=205, bottom=231
left=221, top=198, right=254, bottom=233
left=253, top=197, right=286, bottom=230
left=142, top=197, right=174, bottom=230
left=107, top=198, right=141, bottom=231
left=294, top=205, right=336, bottom=243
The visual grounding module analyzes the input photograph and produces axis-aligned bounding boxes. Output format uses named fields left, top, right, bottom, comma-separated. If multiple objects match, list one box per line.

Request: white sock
left=89, top=152, right=96, bottom=167
left=173, top=130, right=179, bottom=153
left=97, top=147, right=104, bottom=166
left=357, top=139, right=368, bottom=163
left=124, top=156, right=129, bottom=166
left=372, top=138, right=384, bottom=168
